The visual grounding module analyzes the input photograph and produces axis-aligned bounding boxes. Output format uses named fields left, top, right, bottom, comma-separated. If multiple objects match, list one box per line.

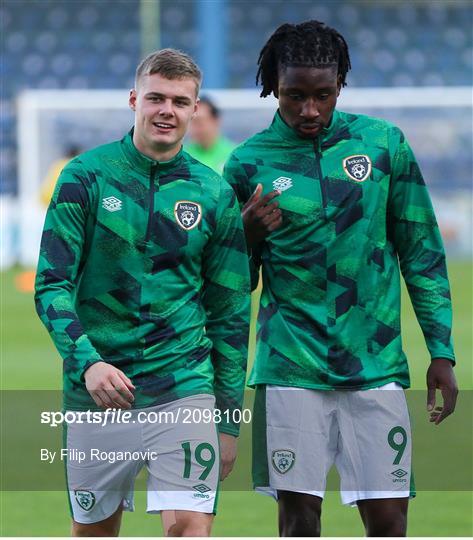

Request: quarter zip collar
left=121, top=128, right=184, bottom=174
left=271, top=109, right=341, bottom=147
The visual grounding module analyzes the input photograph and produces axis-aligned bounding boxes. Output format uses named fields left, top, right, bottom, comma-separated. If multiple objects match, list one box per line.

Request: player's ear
left=129, top=89, right=137, bottom=111
left=192, top=98, right=200, bottom=118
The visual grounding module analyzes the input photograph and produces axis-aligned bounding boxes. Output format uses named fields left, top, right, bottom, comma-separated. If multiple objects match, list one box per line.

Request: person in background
left=40, top=145, right=81, bottom=206
left=13, top=145, right=84, bottom=295
left=186, top=96, right=235, bottom=173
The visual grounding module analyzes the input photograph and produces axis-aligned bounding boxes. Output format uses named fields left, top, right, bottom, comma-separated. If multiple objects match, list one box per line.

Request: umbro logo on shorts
left=193, top=483, right=211, bottom=499
left=271, top=449, right=295, bottom=474
left=342, top=155, right=372, bottom=182
left=102, top=196, right=123, bottom=212
left=273, top=176, right=293, bottom=192
left=74, top=490, right=96, bottom=511
left=193, top=483, right=211, bottom=493
left=391, top=469, right=408, bottom=482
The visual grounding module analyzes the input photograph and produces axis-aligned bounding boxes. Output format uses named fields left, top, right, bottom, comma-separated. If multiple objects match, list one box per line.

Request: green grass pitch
left=1, top=261, right=471, bottom=536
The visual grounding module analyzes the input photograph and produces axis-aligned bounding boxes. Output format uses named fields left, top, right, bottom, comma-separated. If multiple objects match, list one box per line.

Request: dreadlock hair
left=256, top=20, right=351, bottom=98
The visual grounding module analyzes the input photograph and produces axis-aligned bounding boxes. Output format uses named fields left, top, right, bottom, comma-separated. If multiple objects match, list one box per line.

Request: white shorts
left=253, top=383, right=413, bottom=506
left=65, top=394, right=219, bottom=524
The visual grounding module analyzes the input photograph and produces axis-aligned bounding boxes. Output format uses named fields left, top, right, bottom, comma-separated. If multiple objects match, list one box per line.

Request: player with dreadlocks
left=224, top=20, right=458, bottom=536
left=256, top=20, right=351, bottom=98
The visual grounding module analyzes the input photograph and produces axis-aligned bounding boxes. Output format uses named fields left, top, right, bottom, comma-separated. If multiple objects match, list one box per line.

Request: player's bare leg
left=277, top=491, right=322, bottom=537
left=161, top=510, right=177, bottom=536
left=357, top=497, right=408, bottom=537
left=71, top=504, right=123, bottom=537
left=166, top=510, right=213, bottom=537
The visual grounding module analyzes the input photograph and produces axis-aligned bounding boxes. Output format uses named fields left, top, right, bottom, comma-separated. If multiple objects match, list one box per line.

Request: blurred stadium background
left=1, top=0, right=472, bottom=536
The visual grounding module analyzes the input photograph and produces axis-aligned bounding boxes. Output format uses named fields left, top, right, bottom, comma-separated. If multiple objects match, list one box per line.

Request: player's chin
left=296, top=125, right=323, bottom=139
left=150, top=131, right=178, bottom=146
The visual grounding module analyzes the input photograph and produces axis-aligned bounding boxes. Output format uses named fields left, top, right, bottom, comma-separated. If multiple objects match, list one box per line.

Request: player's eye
left=289, top=94, right=303, bottom=101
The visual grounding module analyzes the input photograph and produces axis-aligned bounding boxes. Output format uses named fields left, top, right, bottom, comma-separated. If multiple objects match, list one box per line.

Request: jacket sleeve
left=223, top=153, right=261, bottom=291
left=201, top=180, right=251, bottom=436
left=34, top=160, right=103, bottom=385
left=388, top=129, right=455, bottom=363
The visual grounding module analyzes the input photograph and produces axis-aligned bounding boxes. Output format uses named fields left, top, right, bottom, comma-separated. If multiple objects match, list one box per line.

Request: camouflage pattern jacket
left=224, top=110, right=455, bottom=390
left=35, top=130, right=250, bottom=435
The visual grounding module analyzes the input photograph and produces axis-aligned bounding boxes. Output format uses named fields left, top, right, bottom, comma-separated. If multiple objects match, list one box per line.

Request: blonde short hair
left=135, top=48, right=202, bottom=94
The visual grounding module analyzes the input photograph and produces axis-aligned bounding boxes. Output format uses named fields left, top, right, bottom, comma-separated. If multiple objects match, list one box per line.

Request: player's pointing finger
left=249, top=183, right=263, bottom=202
left=260, top=189, right=281, bottom=206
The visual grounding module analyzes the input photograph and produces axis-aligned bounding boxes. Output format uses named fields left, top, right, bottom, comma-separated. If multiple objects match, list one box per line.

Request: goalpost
left=14, top=86, right=472, bottom=267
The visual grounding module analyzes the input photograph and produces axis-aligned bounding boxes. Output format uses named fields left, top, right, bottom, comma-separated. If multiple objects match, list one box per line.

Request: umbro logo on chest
left=273, top=177, right=293, bottom=192
left=102, top=196, right=122, bottom=212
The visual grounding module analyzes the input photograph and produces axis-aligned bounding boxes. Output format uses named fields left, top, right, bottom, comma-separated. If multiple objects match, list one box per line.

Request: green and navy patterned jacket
left=224, top=110, right=455, bottom=390
left=35, top=129, right=250, bottom=435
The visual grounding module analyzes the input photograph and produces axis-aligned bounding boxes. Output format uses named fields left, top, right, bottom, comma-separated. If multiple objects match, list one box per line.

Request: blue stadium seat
left=1, top=0, right=471, bottom=194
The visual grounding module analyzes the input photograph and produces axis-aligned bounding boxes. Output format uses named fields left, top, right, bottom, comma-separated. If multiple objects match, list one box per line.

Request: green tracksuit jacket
left=35, top=129, right=250, bottom=435
left=224, top=110, right=455, bottom=390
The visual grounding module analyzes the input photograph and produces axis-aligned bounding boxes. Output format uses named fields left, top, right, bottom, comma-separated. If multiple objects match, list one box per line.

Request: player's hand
left=426, top=358, right=458, bottom=424
left=219, top=432, right=237, bottom=481
left=84, top=361, right=135, bottom=410
left=242, top=183, right=282, bottom=248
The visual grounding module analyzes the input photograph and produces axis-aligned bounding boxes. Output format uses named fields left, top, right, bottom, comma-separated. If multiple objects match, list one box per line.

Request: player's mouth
left=152, top=122, right=176, bottom=133
left=297, top=123, right=323, bottom=137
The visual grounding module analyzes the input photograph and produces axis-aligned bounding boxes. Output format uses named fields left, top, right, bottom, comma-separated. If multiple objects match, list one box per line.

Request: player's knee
left=365, top=511, right=407, bottom=537
left=181, top=523, right=212, bottom=537
left=278, top=492, right=322, bottom=537
left=169, top=523, right=212, bottom=537
left=366, top=522, right=406, bottom=537
left=359, top=497, right=408, bottom=537
left=167, top=515, right=212, bottom=537
left=375, top=515, right=407, bottom=537
left=280, top=516, right=321, bottom=537
left=72, top=521, right=120, bottom=537
left=72, top=508, right=122, bottom=538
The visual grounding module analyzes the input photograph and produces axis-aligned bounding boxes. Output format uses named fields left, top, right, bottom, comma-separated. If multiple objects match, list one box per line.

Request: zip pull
left=145, top=164, right=159, bottom=243
left=150, top=163, right=159, bottom=187
left=313, top=138, right=327, bottom=211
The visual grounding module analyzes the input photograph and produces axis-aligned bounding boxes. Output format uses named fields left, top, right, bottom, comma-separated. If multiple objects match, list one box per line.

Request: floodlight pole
left=140, top=0, right=161, bottom=58
left=197, top=0, right=227, bottom=88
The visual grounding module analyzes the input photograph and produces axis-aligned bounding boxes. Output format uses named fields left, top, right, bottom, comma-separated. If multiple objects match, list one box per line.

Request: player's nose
left=158, top=99, right=174, bottom=116
left=301, top=99, right=320, bottom=119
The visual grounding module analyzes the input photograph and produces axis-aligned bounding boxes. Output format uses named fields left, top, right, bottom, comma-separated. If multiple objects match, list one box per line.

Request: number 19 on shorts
left=181, top=442, right=216, bottom=480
